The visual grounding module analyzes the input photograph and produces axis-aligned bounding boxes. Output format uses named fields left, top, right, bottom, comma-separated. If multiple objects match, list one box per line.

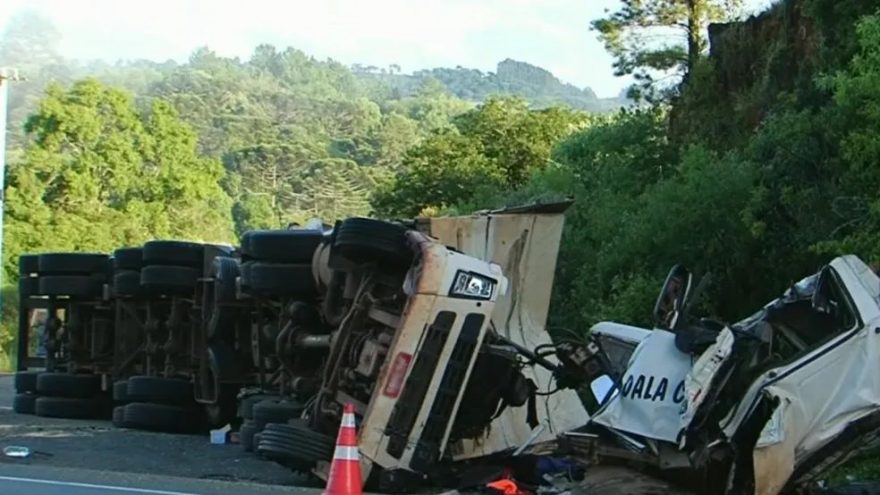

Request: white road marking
left=0, top=475, right=201, bottom=494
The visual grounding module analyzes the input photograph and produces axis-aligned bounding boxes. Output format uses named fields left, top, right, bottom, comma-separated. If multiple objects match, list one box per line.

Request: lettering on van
left=620, top=374, right=685, bottom=403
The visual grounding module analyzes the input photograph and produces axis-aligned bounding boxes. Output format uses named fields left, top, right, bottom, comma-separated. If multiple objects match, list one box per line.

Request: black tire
left=332, top=218, right=412, bottom=270
left=39, top=275, right=104, bottom=298
left=113, top=380, right=130, bottom=402
left=256, top=438, right=299, bottom=467
left=35, top=397, right=103, bottom=419
left=212, top=257, right=240, bottom=304
left=239, top=394, right=279, bottom=420
left=240, top=420, right=258, bottom=452
left=143, top=241, right=204, bottom=268
left=126, top=376, right=193, bottom=405
left=241, top=229, right=324, bottom=263
left=38, top=253, right=109, bottom=274
left=140, top=265, right=199, bottom=296
left=36, top=373, right=101, bottom=399
left=112, top=406, right=126, bottom=427
left=261, top=421, right=335, bottom=466
left=257, top=432, right=331, bottom=465
left=123, top=402, right=202, bottom=433
left=253, top=400, right=305, bottom=430
left=575, top=466, right=695, bottom=495
left=113, top=247, right=143, bottom=270
left=240, top=262, right=316, bottom=298
left=13, top=394, right=38, bottom=414
left=18, top=276, right=40, bottom=296
left=19, top=254, right=40, bottom=276
left=113, top=270, right=145, bottom=297
left=14, top=371, right=40, bottom=393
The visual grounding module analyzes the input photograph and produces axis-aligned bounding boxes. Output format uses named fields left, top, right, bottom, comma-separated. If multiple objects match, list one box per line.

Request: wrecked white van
left=563, top=255, right=880, bottom=495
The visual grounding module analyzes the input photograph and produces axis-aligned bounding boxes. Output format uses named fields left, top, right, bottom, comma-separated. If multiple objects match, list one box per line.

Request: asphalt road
left=0, top=374, right=322, bottom=494
left=0, top=464, right=323, bottom=494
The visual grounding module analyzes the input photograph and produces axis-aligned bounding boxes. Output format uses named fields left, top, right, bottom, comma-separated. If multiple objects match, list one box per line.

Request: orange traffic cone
left=324, top=403, right=363, bottom=495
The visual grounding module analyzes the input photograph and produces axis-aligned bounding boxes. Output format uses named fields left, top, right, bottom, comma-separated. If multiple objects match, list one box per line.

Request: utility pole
left=0, top=68, right=23, bottom=307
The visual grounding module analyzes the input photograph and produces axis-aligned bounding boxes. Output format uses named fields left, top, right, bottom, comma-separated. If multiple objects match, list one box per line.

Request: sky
left=1, top=0, right=776, bottom=98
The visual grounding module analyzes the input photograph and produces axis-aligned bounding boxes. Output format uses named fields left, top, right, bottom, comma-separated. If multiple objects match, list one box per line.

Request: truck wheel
left=239, top=394, right=279, bottom=420
left=240, top=420, right=258, bottom=452
left=113, top=381, right=130, bottom=402
left=253, top=400, right=305, bottom=430
left=36, top=373, right=101, bottom=399
left=123, top=402, right=201, bottom=433
left=260, top=421, right=335, bottom=468
left=35, top=397, right=103, bottom=419
left=212, top=257, right=240, bottom=304
left=240, top=230, right=323, bottom=263
left=38, top=253, right=109, bottom=274
left=13, top=394, right=38, bottom=414
left=113, top=247, right=143, bottom=270
left=332, top=218, right=413, bottom=270
left=240, top=262, right=316, bottom=298
left=113, top=270, right=144, bottom=297
left=140, top=265, right=199, bottom=296
left=18, top=277, right=40, bottom=296
left=126, top=376, right=193, bottom=405
left=255, top=437, right=298, bottom=466
left=142, top=240, right=205, bottom=268
left=19, top=254, right=40, bottom=276
left=575, top=466, right=695, bottom=495
left=14, top=371, right=40, bottom=393
left=38, top=275, right=104, bottom=298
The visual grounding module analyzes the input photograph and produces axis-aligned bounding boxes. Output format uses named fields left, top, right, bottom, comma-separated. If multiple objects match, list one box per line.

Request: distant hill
left=353, top=58, right=630, bottom=113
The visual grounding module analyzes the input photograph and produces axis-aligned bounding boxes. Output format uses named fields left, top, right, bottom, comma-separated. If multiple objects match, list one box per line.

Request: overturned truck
left=12, top=203, right=591, bottom=490
left=246, top=203, right=589, bottom=490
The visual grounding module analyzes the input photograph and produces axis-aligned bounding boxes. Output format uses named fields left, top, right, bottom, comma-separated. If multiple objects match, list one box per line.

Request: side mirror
left=653, top=264, right=693, bottom=331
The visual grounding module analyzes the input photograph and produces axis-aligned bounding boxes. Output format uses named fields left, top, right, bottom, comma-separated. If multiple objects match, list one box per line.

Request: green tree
left=814, top=14, right=880, bottom=261
left=372, top=128, right=504, bottom=217
left=372, top=96, right=586, bottom=217
left=591, top=0, right=742, bottom=99
left=370, top=113, right=421, bottom=169
left=4, top=79, right=234, bottom=280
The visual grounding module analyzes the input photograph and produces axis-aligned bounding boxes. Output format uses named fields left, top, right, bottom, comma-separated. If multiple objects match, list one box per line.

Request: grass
left=826, top=450, right=880, bottom=485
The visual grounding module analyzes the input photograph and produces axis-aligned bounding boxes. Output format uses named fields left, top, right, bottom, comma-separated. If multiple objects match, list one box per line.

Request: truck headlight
left=449, top=270, right=496, bottom=300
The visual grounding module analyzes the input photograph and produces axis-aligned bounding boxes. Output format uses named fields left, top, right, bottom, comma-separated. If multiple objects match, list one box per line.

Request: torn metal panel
left=424, top=210, right=589, bottom=460
left=753, top=397, right=797, bottom=495
left=592, top=330, right=693, bottom=442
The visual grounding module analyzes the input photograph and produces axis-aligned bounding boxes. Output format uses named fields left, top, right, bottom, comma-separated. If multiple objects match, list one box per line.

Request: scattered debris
left=210, top=424, right=231, bottom=445
left=2, top=445, right=30, bottom=458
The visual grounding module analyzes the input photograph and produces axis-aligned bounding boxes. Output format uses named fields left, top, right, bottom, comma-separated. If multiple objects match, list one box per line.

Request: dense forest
left=354, top=58, right=631, bottom=112
left=4, top=0, right=880, bottom=379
